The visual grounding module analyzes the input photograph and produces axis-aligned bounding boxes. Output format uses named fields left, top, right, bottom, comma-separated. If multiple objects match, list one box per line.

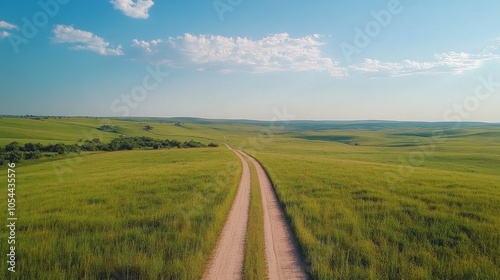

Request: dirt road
left=203, top=148, right=251, bottom=280
left=246, top=155, right=308, bottom=280
left=204, top=147, right=307, bottom=279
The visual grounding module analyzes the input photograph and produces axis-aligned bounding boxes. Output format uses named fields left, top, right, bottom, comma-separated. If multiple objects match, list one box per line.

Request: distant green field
left=0, top=117, right=231, bottom=146
left=244, top=128, right=500, bottom=279
left=1, top=148, right=240, bottom=279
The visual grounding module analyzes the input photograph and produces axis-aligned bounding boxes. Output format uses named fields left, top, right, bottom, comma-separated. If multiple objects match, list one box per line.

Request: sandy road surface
left=204, top=147, right=307, bottom=279
left=246, top=154, right=308, bottom=280
left=203, top=148, right=251, bottom=280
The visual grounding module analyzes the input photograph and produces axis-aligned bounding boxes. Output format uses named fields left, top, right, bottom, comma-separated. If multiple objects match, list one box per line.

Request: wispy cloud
left=350, top=48, right=500, bottom=77
left=111, top=0, right=154, bottom=19
left=0, top=20, right=18, bottom=39
left=484, top=37, right=500, bottom=53
left=52, top=25, right=123, bottom=56
left=131, top=32, right=500, bottom=78
left=0, top=31, right=10, bottom=39
left=132, top=33, right=347, bottom=77
left=0, top=20, right=18, bottom=30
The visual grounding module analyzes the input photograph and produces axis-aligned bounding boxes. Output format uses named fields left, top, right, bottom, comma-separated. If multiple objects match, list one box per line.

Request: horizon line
left=2, top=115, right=500, bottom=124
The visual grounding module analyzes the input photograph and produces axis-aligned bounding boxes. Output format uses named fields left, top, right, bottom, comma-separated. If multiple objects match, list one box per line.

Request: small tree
left=105, top=141, right=119, bottom=151
left=5, top=142, right=20, bottom=152
left=5, top=151, right=22, bottom=163
left=81, top=141, right=96, bottom=151
left=182, top=140, right=205, bottom=148
left=54, top=143, right=67, bottom=155
left=24, top=150, right=42, bottom=160
left=144, top=125, right=153, bottom=131
left=98, top=125, right=116, bottom=132
left=66, top=144, right=81, bottom=154
left=23, top=142, right=42, bottom=152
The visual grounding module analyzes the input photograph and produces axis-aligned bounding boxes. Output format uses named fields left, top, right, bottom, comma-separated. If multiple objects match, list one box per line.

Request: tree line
left=0, top=137, right=219, bottom=164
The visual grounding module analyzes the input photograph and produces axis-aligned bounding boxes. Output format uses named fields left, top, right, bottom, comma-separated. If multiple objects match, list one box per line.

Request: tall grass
left=249, top=129, right=500, bottom=279
left=0, top=148, right=241, bottom=279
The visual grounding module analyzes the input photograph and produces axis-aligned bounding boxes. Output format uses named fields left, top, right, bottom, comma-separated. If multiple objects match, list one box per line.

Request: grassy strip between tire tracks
left=242, top=153, right=268, bottom=280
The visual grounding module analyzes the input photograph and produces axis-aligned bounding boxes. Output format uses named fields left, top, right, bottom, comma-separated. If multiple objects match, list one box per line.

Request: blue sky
left=1, top=0, right=499, bottom=121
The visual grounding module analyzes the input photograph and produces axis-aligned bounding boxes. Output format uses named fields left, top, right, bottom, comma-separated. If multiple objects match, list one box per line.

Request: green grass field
left=1, top=117, right=499, bottom=279
left=245, top=128, right=500, bottom=279
left=1, top=148, right=241, bottom=279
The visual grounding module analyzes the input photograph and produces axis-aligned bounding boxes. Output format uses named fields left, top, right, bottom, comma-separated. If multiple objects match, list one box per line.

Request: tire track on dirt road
left=203, top=147, right=251, bottom=280
left=245, top=153, right=308, bottom=280
left=204, top=147, right=307, bottom=279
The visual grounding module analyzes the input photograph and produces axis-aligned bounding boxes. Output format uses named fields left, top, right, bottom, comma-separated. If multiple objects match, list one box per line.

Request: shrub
left=22, top=142, right=43, bottom=152
left=24, top=150, right=43, bottom=160
left=182, top=140, right=206, bottom=148
left=5, top=142, right=20, bottom=152
left=98, top=125, right=116, bottom=132
left=5, top=151, right=23, bottom=163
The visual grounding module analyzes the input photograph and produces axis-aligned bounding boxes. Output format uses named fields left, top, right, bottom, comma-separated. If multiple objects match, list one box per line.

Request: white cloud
left=484, top=37, right=500, bottom=54
left=350, top=38, right=500, bottom=77
left=111, top=0, right=154, bottom=19
left=52, top=25, right=123, bottom=56
left=131, top=32, right=500, bottom=78
left=435, top=51, right=484, bottom=73
left=132, top=39, right=163, bottom=53
left=132, top=33, right=347, bottom=77
left=0, top=20, right=17, bottom=39
left=0, top=31, right=10, bottom=39
left=350, top=51, right=498, bottom=77
left=0, top=20, right=18, bottom=30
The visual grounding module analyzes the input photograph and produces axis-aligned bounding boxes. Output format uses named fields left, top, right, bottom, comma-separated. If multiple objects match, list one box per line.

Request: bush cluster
left=0, top=137, right=219, bottom=164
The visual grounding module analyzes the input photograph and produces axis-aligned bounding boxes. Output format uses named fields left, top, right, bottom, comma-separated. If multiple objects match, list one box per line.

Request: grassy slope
left=1, top=148, right=241, bottom=279
left=0, top=118, right=114, bottom=145
left=246, top=129, right=500, bottom=279
left=0, top=117, right=234, bottom=146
